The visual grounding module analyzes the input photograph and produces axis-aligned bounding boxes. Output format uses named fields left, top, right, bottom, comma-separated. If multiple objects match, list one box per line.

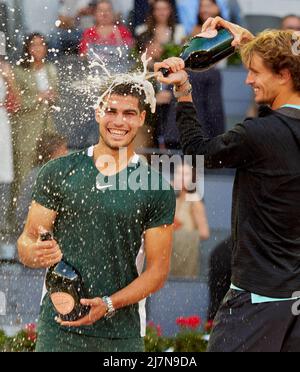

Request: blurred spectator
left=135, top=0, right=185, bottom=45
left=176, top=0, right=199, bottom=35
left=15, top=132, right=68, bottom=234
left=79, top=0, right=134, bottom=57
left=130, top=0, right=178, bottom=33
left=0, top=32, right=19, bottom=232
left=176, top=0, right=243, bottom=35
left=189, top=0, right=226, bottom=138
left=136, top=32, right=177, bottom=148
left=281, top=14, right=300, bottom=31
left=135, top=0, right=186, bottom=148
left=170, top=164, right=210, bottom=278
left=191, top=0, right=221, bottom=36
left=10, top=33, right=59, bottom=217
left=137, top=33, right=170, bottom=146
left=50, top=0, right=97, bottom=56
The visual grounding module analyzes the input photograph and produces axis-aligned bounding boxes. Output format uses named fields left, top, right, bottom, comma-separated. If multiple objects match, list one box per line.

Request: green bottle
left=41, top=232, right=90, bottom=322
left=160, top=28, right=235, bottom=76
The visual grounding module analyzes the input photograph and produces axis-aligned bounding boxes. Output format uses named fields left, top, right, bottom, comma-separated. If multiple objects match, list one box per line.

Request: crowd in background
left=0, top=0, right=299, bottom=320
left=0, top=0, right=249, bottom=233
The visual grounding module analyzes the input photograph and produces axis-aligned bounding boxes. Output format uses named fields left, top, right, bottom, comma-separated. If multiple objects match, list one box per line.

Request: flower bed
left=145, top=316, right=212, bottom=352
left=0, top=323, right=36, bottom=352
left=0, top=317, right=212, bottom=352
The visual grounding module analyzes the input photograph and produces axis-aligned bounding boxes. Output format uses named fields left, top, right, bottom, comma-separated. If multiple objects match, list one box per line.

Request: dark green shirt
left=32, top=148, right=175, bottom=339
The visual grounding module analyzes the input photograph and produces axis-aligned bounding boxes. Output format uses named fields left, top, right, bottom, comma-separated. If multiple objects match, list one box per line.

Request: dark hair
left=145, top=0, right=176, bottom=41
left=101, top=83, right=147, bottom=112
left=136, top=31, right=153, bottom=53
left=197, top=0, right=221, bottom=26
left=20, top=32, right=48, bottom=69
left=35, top=132, right=67, bottom=166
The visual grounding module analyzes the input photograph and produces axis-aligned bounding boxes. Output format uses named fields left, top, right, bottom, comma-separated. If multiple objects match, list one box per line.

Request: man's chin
left=255, top=97, right=268, bottom=105
left=106, top=139, right=134, bottom=150
left=107, top=142, right=127, bottom=150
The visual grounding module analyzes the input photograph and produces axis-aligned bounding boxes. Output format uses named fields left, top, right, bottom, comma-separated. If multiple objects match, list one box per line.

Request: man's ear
left=278, top=68, right=292, bottom=86
left=95, top=107, right=101, bottom=124
left=139, top=110, right=146, bottom=127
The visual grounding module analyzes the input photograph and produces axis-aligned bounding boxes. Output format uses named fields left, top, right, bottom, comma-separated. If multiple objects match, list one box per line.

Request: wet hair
left=101, top=83, right=147, bottom=112
left=240, top=29, right=300, bottom=92
left=35, top=132, right=67, bottom=166
left=20, top=32, right=48, bottom=69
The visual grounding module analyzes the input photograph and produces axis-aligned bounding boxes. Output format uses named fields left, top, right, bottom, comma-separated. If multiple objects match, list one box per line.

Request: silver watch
left=173, top=82, right=193, bottom=98
left=102, top=296, right=115, bottom=319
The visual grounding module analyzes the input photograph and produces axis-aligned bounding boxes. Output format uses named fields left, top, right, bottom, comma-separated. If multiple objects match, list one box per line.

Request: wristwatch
left=173, top=81, right=193, bottom=98
left=102, top=296, right=115, bottom=319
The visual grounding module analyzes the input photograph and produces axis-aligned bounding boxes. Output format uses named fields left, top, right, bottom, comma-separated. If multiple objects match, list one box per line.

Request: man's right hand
left=30, top=238, right=62, bottom=268
left=202, top=16, right=254, bottom=47
left=154, top=57, right=187, bottom=86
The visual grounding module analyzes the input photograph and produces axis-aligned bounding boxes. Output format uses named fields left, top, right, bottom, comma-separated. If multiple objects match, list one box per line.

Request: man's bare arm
left=18, top=201, right=62, bottom=269
left=111, top=224, right=174, bottom=308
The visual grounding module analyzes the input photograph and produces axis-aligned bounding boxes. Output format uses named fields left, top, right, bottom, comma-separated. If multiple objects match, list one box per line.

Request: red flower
left=176, top=317, right=187, bottom=327
left=25, top=323, right=37, bottom=342
left=156, top=324, right=162, bottom=337
left=187, top=316, right=201, bottom=329
left=147, top=321, right=156, bottom=329
left=176, top=316, right=201, bottom=330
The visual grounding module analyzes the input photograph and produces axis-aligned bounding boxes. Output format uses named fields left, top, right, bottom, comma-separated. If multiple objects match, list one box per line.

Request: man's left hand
left=57, top=297, right=107, bottom=327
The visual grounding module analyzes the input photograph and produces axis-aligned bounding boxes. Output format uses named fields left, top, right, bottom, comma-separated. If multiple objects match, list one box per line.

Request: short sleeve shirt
left=32, top=149, right=175, bottom=338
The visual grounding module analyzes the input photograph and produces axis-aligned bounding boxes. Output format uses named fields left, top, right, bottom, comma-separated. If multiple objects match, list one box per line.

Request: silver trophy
left=0, top=31, right=6, bottom=56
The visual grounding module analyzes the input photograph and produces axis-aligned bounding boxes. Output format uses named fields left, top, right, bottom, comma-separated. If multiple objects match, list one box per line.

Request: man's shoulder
left=242, top=106, right=291, bottom=133
left=39, top=149, right=90, bottom=175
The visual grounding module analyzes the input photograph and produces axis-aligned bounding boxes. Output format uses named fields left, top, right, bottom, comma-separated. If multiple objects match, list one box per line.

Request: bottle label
left=51, top=292, right=75, bottom=315
left=195, top=29, right=218, bottom=39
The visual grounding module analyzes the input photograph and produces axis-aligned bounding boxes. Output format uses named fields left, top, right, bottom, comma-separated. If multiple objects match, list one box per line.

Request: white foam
left=73, top=51, right=157, bottom=114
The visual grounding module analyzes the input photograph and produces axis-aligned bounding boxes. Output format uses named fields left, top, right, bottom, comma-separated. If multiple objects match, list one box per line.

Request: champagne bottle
left=41, top=232, right=90, bottom=322
left=160, top=28, right=235, bottom=77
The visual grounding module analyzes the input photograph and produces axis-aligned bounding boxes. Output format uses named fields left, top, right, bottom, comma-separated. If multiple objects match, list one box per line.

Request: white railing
left=239, top=0, right=300, bottom=17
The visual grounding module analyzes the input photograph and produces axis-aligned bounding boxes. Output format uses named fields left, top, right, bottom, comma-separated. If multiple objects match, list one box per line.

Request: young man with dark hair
left=155, top=17, right=300, bottom=352
left=18, top=82, right=175, bottom=352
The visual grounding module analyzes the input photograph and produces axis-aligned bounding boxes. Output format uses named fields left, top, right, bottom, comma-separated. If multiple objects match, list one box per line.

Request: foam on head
left=74, top=51, right=157, bottom=116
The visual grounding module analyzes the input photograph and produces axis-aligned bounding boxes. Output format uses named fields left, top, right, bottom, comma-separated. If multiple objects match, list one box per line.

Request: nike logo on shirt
left=96, top=184, right=113, bottom=191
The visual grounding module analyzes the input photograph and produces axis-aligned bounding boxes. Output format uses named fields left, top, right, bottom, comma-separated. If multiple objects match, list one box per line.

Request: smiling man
left=155, top=17, right=300, bottom=352
left=17, top=82, right=175, bottom=352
